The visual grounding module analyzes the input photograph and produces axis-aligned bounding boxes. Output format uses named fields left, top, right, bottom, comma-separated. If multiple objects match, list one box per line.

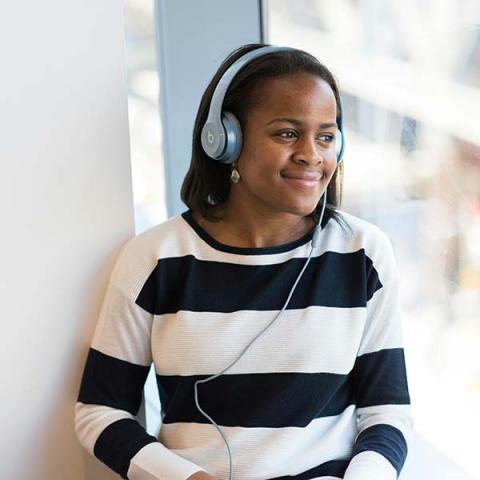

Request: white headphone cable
left=194, top=191, right=328, bottom=480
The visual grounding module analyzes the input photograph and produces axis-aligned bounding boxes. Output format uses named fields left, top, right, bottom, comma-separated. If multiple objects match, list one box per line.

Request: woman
left=75, top=43, right=413, bottom=480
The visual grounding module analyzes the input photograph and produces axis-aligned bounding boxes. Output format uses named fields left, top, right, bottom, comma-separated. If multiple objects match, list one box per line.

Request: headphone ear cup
left=217, top=111, right=243, bottom=164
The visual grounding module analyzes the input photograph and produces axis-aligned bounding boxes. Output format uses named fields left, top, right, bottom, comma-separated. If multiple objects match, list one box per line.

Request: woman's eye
left=277, top=132, right=335, bottom=143
left=278, top=131, right=297, bottom=139
left=319, top=134, right=335, bottom=143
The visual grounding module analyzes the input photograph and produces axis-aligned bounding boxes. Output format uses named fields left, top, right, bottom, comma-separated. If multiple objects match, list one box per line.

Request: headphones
left=200, top=45, right=345, bottom=165
left=194, top=45, right=346, bottom=480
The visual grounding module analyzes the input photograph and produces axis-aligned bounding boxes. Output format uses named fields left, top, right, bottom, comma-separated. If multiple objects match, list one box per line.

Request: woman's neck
left=192, top=202, right=315, bottom=249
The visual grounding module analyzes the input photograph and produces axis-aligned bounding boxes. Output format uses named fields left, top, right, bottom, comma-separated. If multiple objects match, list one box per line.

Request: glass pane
left=265, top=0, right=480, bottom=477
left=123, top=0, right=164, bottom=435
left=124, top=0, right=167, bottom=234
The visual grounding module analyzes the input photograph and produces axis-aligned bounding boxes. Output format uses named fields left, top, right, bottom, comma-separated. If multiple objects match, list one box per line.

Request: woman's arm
left=344, top=232, right=413, bottom=480
left=75, top=237, right=209, bottom=480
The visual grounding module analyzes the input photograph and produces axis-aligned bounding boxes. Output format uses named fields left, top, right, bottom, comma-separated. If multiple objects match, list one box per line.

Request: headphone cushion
left=219, top=111, right=243, bottom=164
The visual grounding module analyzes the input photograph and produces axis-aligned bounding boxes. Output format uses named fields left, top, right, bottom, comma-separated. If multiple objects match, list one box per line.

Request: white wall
left=0, top=2, right=134, bottom=479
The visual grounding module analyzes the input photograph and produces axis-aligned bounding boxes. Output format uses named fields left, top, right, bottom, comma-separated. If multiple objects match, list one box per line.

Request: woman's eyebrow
left=267, top=117, right=337, bottom=128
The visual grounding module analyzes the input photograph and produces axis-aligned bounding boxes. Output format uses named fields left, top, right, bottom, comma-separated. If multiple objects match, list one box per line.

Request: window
left=124, top=0, right=167, bottom=234
left=265, top=0, right=480, bottom=476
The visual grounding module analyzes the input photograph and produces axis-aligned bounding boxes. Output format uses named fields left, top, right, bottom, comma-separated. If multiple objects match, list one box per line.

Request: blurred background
left=124, top=0, right=480, bottom=478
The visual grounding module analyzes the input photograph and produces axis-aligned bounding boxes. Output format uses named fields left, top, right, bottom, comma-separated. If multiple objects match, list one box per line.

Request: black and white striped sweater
left=75, top=208, right=413, bottom=480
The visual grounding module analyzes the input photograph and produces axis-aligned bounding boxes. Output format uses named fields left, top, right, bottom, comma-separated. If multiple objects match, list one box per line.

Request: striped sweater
left=75, top=208, right=413, bottom=480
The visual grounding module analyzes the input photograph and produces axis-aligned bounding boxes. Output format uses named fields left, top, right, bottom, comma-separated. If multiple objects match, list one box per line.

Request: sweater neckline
left=181, top=209, right=328, bottom=255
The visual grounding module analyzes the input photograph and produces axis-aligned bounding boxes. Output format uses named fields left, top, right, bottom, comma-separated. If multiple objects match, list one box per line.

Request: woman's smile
left=281, top=169, right=323, bottom=189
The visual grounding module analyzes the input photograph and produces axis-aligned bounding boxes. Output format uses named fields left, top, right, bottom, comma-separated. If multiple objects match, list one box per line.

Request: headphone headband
left=206, top=46, right=295, bottom=128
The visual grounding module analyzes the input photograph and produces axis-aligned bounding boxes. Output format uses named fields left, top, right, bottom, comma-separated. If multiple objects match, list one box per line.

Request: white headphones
left=200, top=45, right=345, bottom=165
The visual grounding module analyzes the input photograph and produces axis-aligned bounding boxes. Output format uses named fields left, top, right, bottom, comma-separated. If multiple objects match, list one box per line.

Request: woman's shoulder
left=131, top=212, right=187, bottom=247
left=332, top=209, right=399, bottom=284
left=333, top=209, right=391, bottom=243
left=108, top=213, right=188, bottom=300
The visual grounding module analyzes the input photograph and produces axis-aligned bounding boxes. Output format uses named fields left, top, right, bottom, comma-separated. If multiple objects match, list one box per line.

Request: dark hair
left=181, top=42, right=351, bottom=234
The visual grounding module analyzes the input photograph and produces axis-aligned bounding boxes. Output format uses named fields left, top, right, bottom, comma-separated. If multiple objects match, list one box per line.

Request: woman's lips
left=281, top=170, right=323, bottom=188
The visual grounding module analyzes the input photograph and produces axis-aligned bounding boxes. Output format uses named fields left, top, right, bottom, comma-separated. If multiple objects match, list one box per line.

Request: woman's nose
left=292, top=138, right=323, bottom=165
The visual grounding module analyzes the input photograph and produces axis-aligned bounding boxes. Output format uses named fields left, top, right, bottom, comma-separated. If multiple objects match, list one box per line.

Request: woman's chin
left=279, top=202, right=320, bottom=218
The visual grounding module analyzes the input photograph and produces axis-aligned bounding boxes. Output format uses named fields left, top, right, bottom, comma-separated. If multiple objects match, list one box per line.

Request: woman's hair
left=181, top=42, right=351, bottom=233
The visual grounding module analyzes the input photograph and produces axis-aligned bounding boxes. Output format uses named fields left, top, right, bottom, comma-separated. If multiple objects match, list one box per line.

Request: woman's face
left=234, top=73, right=339, bottom=218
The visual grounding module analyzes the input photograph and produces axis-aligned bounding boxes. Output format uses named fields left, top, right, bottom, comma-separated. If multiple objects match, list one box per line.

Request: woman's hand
left=186, top=471, right=219, bottom=480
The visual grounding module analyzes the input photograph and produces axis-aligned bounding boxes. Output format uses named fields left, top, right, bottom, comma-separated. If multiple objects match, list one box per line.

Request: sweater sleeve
left=343, top=230, right=414, bottom=480
left=74, top=237, right=207, bottom=480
